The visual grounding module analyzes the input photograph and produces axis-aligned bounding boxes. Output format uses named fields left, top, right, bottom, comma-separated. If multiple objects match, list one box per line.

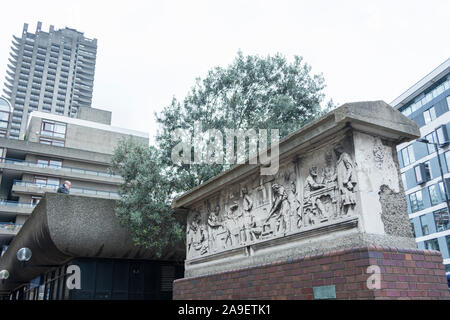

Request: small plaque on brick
left=313, top=285, right=336, bottom=300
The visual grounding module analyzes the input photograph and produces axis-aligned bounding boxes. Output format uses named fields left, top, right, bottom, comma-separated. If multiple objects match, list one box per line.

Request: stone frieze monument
left=172, top=101, right=450, bottom=300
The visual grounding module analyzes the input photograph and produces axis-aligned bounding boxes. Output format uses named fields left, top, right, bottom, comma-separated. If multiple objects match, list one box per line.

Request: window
left=34, top=176, right=47, bottom=185
left=0, top=110, right=9, bottom=129
left=47, top=177, right=59, bottom=186
left=439, top=181, right=446, bottom=199
left=445, top=151, right=450, bottom=172
left=401, top=145, right=415, bottom=166
left=435, top=125, right=449, bottom=145
left=414, top=162, right=431, bottom=184
left=424, top=161, right=431, bottom=181
left=37, top=159, right=48, bottom=167
left=34, top=176, right=59, bottom=186
left=424, top=238, right=440, bottom=251
left=414, top=166, right=423, bottom=184
left=401, top=106, right=412, bottom=116
left=39, top=138, right=65, bottom=147
left=423, top=106, right=436, bottom=124
left=429, top=184, right=441, bottom=206
left=425, top=132, right=437, bottom=154
left=410, top=219, right=416, bottom=238
left=40, top=120, right=66, bottom=139
left=433, top=209, right=450, bottom=232
left=401, top=173, right=407, bottom=189
left=409, top=190, right=424, bottom=213
left=36, top=158, right=62, bottom=169
left=49, top=160, right=62, bottom=168
left=420, top=215, right=429, bottom=236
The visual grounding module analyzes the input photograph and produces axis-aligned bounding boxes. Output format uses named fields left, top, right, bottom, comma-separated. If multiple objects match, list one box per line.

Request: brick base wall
left=173, top=246, right=450, bottom=300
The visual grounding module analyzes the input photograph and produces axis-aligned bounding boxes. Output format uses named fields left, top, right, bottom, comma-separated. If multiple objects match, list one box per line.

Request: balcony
left=0, top=157, right=122, bottom=185
left=0, top=200, right=34, bottom=216
left=12, top=180, right=120, bottom=200
left=0, top=223, right=22, bottom=237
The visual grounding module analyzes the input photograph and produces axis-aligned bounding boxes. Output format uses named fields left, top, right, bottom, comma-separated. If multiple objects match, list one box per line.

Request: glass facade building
left=392, top=58, right=450, bottom=273
left=2, top=22, right=97, bottom=140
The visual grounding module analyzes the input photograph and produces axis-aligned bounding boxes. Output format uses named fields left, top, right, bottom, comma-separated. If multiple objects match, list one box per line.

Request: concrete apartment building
left=0, top=105, right=184, bottom=301
left=0, top=106, right=186, bottom=300
left=393, top=58, right=450, bottom=273
left=0, top=22, right=184, bottom=300
left=3, top=22, right=97, bottom=140
left=0, top=105, right=148, bottom=256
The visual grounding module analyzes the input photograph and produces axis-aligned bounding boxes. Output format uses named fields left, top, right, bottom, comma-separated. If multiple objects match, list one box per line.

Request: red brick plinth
left=173, top=246, right=450, bottom=300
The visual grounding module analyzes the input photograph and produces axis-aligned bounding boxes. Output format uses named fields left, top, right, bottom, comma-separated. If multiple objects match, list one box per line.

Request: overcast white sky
left=0, top=0, right=449, bottom=143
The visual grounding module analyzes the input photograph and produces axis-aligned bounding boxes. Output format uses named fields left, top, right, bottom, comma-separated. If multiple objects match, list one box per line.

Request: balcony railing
left=0, top=157, right=121, bottom=179
left=13, top=180, right=120, bottom=199
left=13, top=180, right=59, bottom=191
left=0, top=200, right=35, bottom=209
left=0, top=223, right=22, bottom=233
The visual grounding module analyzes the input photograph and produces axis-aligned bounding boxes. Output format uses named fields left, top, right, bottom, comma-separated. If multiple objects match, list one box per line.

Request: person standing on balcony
left=57, top=180, right=71, bottom=194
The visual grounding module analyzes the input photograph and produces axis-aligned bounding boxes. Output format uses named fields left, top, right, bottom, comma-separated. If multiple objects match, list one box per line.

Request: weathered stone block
left=173, top=101, right=421, bottom=278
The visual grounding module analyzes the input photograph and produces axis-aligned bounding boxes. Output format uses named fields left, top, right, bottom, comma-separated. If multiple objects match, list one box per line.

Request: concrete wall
left=0, top=137, right=113, bottom=165
left=63, top=123, right=147, bottom=154
left=76, top=106, right=112, bottom=125
left=27, top=116, right=148, bottom=155
left=19, top=173, right=118, bottom=191
left=24, top=154, right=111, bottom=173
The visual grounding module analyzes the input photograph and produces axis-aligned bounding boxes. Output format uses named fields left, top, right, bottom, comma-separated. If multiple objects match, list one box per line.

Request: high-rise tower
left=3, top=22, right=97, bottom=140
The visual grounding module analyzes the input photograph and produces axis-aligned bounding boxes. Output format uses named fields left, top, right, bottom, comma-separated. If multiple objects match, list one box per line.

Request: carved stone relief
left=373, top=142, right=385, bottom=170
left=186, top=139, right=358, bottom=259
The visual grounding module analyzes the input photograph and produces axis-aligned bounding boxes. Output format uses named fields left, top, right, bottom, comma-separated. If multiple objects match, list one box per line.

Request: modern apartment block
left=392, top=58, right=450, bottom=273
left=0, top=106, right=148, bottom=255
left=3, top=22, right=97, bottom=140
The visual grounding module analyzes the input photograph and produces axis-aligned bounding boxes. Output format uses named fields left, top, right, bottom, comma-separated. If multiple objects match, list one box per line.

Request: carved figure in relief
left=323, top=166, right=337, bottom=187
left=373, top=142, right=385, bottom=169
left=335, top=145, right=357, bottom=215
left=223, top=201, right=240, bottom=248
left=265, top=184, right=290, bottom=234
left=239, top=187, right=254, bottom=243
left=207, top=204, right=222, bottom=252
left=248, top=217, right=263, bottom=240
left=303, top=167, right=328, bottom=221
left=196, top=225, right=209, bottom=255
left=187, top=213, right=209, bottom=255
left=303, top=207, right=316, bottom=226
left=323, top=151, right=337, bottom=185
left=187, top=213, right=200, bottom=253
left=303, top=167, right=326, bottom=204
left=288, top=180, right=301, bottom=229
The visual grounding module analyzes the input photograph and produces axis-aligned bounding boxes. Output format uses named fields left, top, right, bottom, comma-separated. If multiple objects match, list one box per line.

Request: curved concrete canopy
left=0, top=193, right=184, bottom=294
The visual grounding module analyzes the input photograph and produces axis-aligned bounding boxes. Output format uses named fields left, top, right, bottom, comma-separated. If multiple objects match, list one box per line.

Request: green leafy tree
left=110, top=140, right=184, bottom=259
left=112, top=51, right=334, bottom=251
left=156, top=51, right=334, bottom=190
